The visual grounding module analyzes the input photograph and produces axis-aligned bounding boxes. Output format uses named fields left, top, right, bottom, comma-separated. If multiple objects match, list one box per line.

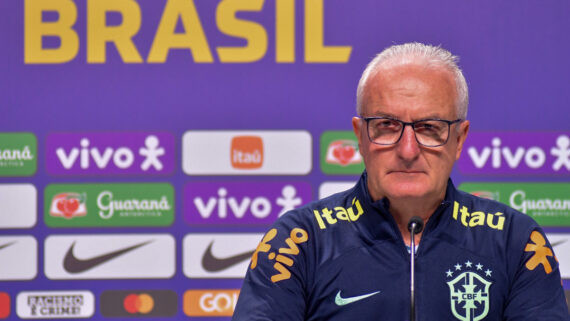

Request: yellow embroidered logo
left=313, top=197, right=364, bottom=229
left=524, top=231, right=555, bottom=274
left=250, top=227, right=308, bottom=283
left=452, top=201, right=505, bottom=230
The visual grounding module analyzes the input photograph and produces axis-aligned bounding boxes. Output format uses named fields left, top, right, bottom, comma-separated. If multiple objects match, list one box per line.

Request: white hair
left=356, top=42, right=469, bottom=119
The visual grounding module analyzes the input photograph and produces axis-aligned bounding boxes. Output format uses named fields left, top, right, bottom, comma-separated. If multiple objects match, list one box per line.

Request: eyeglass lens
left=367, top=118, right=450, bottom=147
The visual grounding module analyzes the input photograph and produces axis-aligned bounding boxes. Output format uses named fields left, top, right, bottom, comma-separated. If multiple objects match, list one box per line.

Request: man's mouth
left=389, top=170, right=424, bottom=174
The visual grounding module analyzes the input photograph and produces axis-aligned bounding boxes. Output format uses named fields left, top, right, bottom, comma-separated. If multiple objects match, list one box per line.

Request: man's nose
left=396, top=126, right=421, bottom=160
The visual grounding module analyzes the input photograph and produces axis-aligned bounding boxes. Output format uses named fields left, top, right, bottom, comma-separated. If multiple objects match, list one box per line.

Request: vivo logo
left=458, top=132, right=570, bottom=175
left=194, top=188, right=273, bottom=219
left=56, top=138, right=139, bottom=170
left=467, top=138, right=546, bottom=169
left=184, top=182, right=311, bottom=225
left=47, top=133, right=174, bottom=175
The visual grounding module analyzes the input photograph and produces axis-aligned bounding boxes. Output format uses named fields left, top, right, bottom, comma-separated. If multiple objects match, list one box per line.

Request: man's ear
left=352, top=117, right=364, bottom=156
left=455, top=120, right=470, bottom=160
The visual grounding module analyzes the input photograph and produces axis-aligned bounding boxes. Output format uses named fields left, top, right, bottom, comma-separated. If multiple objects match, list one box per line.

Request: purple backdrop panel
left=184, top=181, right=312, bottom=226
left=458, top=132, right=570, bottom=175
left=46, top=132, right=175, bottom=175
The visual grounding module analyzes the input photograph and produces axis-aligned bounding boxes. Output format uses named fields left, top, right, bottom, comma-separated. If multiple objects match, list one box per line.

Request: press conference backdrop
left=0, top=0, right=569, bottom=319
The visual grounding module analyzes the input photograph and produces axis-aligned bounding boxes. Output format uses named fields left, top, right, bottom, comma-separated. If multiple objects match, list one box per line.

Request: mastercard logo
left=0, top=292, right=10, bottom=319
left=123, top=293, right=154, bottom=314
left=100, top=290, right=176, bottom=317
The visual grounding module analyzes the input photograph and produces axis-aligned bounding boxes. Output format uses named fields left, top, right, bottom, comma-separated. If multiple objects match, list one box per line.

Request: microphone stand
left=408, top=216, right=424, bottom=321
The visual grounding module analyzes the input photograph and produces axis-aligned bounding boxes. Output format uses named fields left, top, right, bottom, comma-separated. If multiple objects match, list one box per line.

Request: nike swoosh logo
left=335, top=290, right=381, bottom=306
left=551, top=240, right=567, bottom=248
left=201, top=241, right=255, bottom=272
left=64, top=240, right=152, bottom=274
left=0, top=242, right=16, bottom=251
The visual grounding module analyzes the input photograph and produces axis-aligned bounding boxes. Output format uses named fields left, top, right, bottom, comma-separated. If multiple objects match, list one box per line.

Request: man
left=233, top=43, right=569, bottom=320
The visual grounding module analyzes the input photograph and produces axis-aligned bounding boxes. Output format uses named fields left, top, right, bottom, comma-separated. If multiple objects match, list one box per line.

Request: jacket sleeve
left=503, top=227, right=570, bottom=320
left=232, top=216, right=312, bottom=321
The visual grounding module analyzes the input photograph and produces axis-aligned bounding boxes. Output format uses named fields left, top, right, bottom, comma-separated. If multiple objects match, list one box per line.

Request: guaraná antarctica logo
left=320, top=131, right=363, bottom=174
left=445, top=260, right=493, bottom=321
left=46, top=132, right=174, bottom=175
left=459, top=183, right=569, bottom=226
left=0, top=132, right=37, bottom=176
left=458, top=132, right=570, bottom=175
left=44, top=183, right=174, bottom=227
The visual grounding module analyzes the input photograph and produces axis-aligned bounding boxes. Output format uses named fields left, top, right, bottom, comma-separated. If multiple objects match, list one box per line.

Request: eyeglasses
left=361, top=117, right=463, bottom=147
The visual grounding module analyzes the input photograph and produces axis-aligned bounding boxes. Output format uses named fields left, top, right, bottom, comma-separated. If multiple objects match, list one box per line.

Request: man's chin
left=383, top=181, right=431, bottom=200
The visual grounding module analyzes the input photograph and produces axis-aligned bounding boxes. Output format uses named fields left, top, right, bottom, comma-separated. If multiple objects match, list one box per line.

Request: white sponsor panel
left=45, top=234, right=175, bottom=279
left=182, top=131, right=312, bottom=175
left=0, top=184, right=36, bottom=228
left=183, top=233, right=263, bottom=278
left=0, top=236, right=37, bottom=280
left=546, top=233, right=570, bottom=278
left=17, top=290, right=94, bottom=319
left=319, top=181, right=356, bottom=199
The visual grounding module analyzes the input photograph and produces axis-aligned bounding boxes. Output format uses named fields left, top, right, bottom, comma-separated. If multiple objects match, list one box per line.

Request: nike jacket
left=233, top=172, right=569, bottom=321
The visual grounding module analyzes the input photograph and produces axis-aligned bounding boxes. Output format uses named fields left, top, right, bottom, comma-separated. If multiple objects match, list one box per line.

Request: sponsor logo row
left=3, top=232, right=570, bottom=281
left=1, top=131, right=569, bottom=176
left=0, top=234, right=260, bottom=280
left=4, top=287, right=570, bottom=319
left=1, top=182, right=312, bottom=228
left=0, top=289, right=240, bottom=319
left=2, top=182, right=569, bottom=229
left=2, top=288, right=570, bottom=319
left=3, top=131, right=312, bottom=176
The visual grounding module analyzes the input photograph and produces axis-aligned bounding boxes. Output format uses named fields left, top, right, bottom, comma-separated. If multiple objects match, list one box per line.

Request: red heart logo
left=66, top=198, right=79, bottom=213
left=57, top=199, right=66, bottom=212
left=333, top=145, right=355, bottom=165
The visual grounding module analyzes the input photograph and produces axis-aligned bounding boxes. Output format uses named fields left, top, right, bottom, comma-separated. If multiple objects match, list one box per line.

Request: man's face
left=352, top=63, right=470, bottom=202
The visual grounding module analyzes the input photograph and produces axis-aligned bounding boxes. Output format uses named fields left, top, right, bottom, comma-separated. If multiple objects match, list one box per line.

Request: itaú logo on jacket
left=452, top=201, right=505, bottom=231
left=312, top=197, right=364, bottom=229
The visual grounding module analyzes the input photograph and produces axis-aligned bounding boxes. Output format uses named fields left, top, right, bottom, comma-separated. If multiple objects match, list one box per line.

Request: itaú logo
left=231, top=136, right=263, bottom=169
left=183, top=290, right=239, bottom=317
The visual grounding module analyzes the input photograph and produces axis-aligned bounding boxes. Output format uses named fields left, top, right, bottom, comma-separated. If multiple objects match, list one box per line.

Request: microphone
left=407, top=216, right=424, bottom=321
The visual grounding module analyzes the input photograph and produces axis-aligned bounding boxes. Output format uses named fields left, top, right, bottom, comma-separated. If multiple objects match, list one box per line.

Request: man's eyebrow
left=365, top=112, right=446, bottom=120
left=366, top=112, right=398, bottom=119
left=414, top=114, right=447, bottom=120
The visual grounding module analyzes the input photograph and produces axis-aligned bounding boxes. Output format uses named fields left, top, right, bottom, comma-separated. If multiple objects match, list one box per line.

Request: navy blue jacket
left=233, top=173, right=569, bottom=320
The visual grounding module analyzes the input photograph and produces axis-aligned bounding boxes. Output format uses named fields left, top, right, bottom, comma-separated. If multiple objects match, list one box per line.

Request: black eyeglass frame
left=360, top=116, right=463, bottom=147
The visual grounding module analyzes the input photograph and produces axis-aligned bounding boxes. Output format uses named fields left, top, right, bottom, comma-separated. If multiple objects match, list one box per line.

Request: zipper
left=415, top=201, right=451, bottom=257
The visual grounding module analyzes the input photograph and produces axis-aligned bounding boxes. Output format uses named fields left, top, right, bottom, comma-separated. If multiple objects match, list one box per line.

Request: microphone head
left=407, top=216, right=424, bottom=234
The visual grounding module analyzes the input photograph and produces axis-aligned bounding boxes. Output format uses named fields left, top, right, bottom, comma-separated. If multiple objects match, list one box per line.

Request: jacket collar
left=352, top=171, right=456, bottom=239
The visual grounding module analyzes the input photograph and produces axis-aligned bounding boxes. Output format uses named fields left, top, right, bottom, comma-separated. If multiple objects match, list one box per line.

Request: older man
left=233, top=43, right=569, bottom=320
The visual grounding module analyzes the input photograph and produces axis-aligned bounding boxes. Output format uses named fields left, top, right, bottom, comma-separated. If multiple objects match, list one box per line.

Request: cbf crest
left=446, top=261, right=493, bottom=321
